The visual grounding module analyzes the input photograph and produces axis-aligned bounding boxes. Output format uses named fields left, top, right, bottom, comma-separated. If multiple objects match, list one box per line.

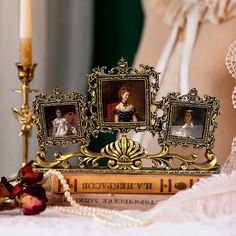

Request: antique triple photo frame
left=32, top=59, right=221, bottom=174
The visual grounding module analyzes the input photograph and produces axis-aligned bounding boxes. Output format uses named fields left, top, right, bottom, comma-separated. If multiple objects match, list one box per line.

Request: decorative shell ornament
left=225, top=40, right=236, bottom=108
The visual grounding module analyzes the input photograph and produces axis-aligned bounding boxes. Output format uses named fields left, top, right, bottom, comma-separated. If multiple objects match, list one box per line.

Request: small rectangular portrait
left=101, top=79, right=146, bottom=123
left=170, top=106, right=207, bottom=140
left=44, top=104, right=81, bottom=138
left=33, top=89, right=89, bottom=147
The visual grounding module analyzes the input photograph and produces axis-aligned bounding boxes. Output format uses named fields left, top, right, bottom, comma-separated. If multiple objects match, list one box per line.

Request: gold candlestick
left=12, top=63, right=37, bottom=166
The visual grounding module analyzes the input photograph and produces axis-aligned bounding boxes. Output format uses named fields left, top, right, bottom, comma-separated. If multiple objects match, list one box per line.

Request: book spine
left=47, top=192, right=170, bottom=211
left=51, top=175, right=202, bottom=194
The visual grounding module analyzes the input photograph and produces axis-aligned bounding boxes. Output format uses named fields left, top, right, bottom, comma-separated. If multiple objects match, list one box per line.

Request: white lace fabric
left=223, top=38, right=236, bottom=174
left=147, top=171, right=236, bottom=222
left=154, top=0, right=236, bottom=26
left=225, top=41, right=236, bottom=80
left=222, top=137, right=236, bottom=174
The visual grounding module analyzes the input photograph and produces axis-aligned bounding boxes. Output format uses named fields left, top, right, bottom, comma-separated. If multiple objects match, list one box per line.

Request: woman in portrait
left=181, top=109, right=194, bottom=138
left=113, top=86, right=138, bottom=122
left=171, top=109, right=195, bottom=138
left=52, top=107, right=68, bottom=137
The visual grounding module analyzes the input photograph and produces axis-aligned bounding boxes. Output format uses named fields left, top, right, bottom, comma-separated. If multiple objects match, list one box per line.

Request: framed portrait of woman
left=170, top=106, right=207, bottom=140
left=44, top=105, right=80, bottom=138
left=102, top=79, right=146, bottom=123
left=88, top=58, right=160, bottom=134
left=159, top=88, right=220, bottom=149
left=33, top=88, right=90, bottom=146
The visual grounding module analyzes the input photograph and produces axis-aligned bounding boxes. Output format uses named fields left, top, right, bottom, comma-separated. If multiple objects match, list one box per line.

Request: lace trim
left=222, top=137, right=236, bottom=174
left=152, top=0, right=236, bottom=26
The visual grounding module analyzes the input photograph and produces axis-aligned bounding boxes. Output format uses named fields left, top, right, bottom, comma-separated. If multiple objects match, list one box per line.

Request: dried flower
left=18, top=184, right=47, bottom=215
left=0, top=161, right=47, bottom=215
left=10, top=183, right=24, bottom=199
left=0, top=177, right=13, bottom=197
left=21, top=160, right=43, bottom=183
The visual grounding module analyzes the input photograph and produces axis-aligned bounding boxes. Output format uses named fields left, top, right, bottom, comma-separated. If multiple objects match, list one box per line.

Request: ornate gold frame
left=159, top=88, right=220, bottom=149
left=88, top=57, right=160, bottom=134
left=32, top=88, right=91, bottom=147
left=152, top=88, right=221, bottom=173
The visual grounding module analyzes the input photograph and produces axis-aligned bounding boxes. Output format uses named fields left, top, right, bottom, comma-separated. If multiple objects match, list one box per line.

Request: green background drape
left=89, top=0, right=144, bottom=152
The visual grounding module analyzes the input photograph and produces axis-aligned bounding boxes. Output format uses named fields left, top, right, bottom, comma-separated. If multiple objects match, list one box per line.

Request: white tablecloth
left=0, top=208, right=236, bottom=236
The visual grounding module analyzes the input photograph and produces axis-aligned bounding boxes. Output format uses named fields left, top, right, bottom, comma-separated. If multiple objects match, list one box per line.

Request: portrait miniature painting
left=170, top=106, right=207, bottom=140
left=101, top=79, right=146, bottom=123
left=44, top=105, right=80, bottom=138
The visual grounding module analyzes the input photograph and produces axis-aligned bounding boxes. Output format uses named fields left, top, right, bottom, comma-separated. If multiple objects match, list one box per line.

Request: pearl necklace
left=44, top=169, right=152, bottom=228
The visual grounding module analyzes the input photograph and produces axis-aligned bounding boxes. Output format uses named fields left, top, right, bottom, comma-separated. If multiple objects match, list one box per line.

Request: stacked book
left=47, top=173, right=204, bottom=211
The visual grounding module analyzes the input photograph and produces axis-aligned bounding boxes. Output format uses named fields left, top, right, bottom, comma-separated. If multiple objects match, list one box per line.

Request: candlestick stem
left=23, top=135, right=29, bottom=166
left=12, top=63, right=37, bottom=166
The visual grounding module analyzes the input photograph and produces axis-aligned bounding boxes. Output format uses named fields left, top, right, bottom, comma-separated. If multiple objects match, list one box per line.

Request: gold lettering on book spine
left=53, top=175, right=201, bottom=194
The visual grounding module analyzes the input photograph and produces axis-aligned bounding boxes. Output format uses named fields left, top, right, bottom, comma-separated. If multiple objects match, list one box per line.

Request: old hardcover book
left=47, top=192, right=170, bottom=211
left=51, top=174, right=205, bottom=194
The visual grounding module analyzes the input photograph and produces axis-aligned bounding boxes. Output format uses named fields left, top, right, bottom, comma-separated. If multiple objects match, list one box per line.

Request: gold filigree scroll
left=34, top=133, right=220, bottom=175
left=150, top=150, right=219, bottom=172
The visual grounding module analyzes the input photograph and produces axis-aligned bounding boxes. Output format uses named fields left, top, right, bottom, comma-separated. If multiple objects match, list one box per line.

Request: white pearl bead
left=70, top=200, right=76, bottom=206
left=44, top=172, right=49, bottom=177
left=60, top=179, right=66, bottom=185
left=63, top=184, right=69, bottom=190
left=67, top=196, right=72, bottom=202
left=64, top=191, right=70, bottom=197
left=58, top=174, right=64, bottom=180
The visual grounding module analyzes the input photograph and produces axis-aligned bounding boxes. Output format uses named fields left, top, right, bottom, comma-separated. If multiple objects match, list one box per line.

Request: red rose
left=19, top=184, right=47, bottom=215
left=21, top=160, right=43, bottom=183
left=0, top=161, right=47, bottom=215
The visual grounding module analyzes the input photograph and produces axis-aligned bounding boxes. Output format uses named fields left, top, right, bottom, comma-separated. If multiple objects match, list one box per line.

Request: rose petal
left=21, top=160, right=43, bottom=183
left=10, top=183, right=24, bottom=199
left=0, top=177, right=13, bottom=197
